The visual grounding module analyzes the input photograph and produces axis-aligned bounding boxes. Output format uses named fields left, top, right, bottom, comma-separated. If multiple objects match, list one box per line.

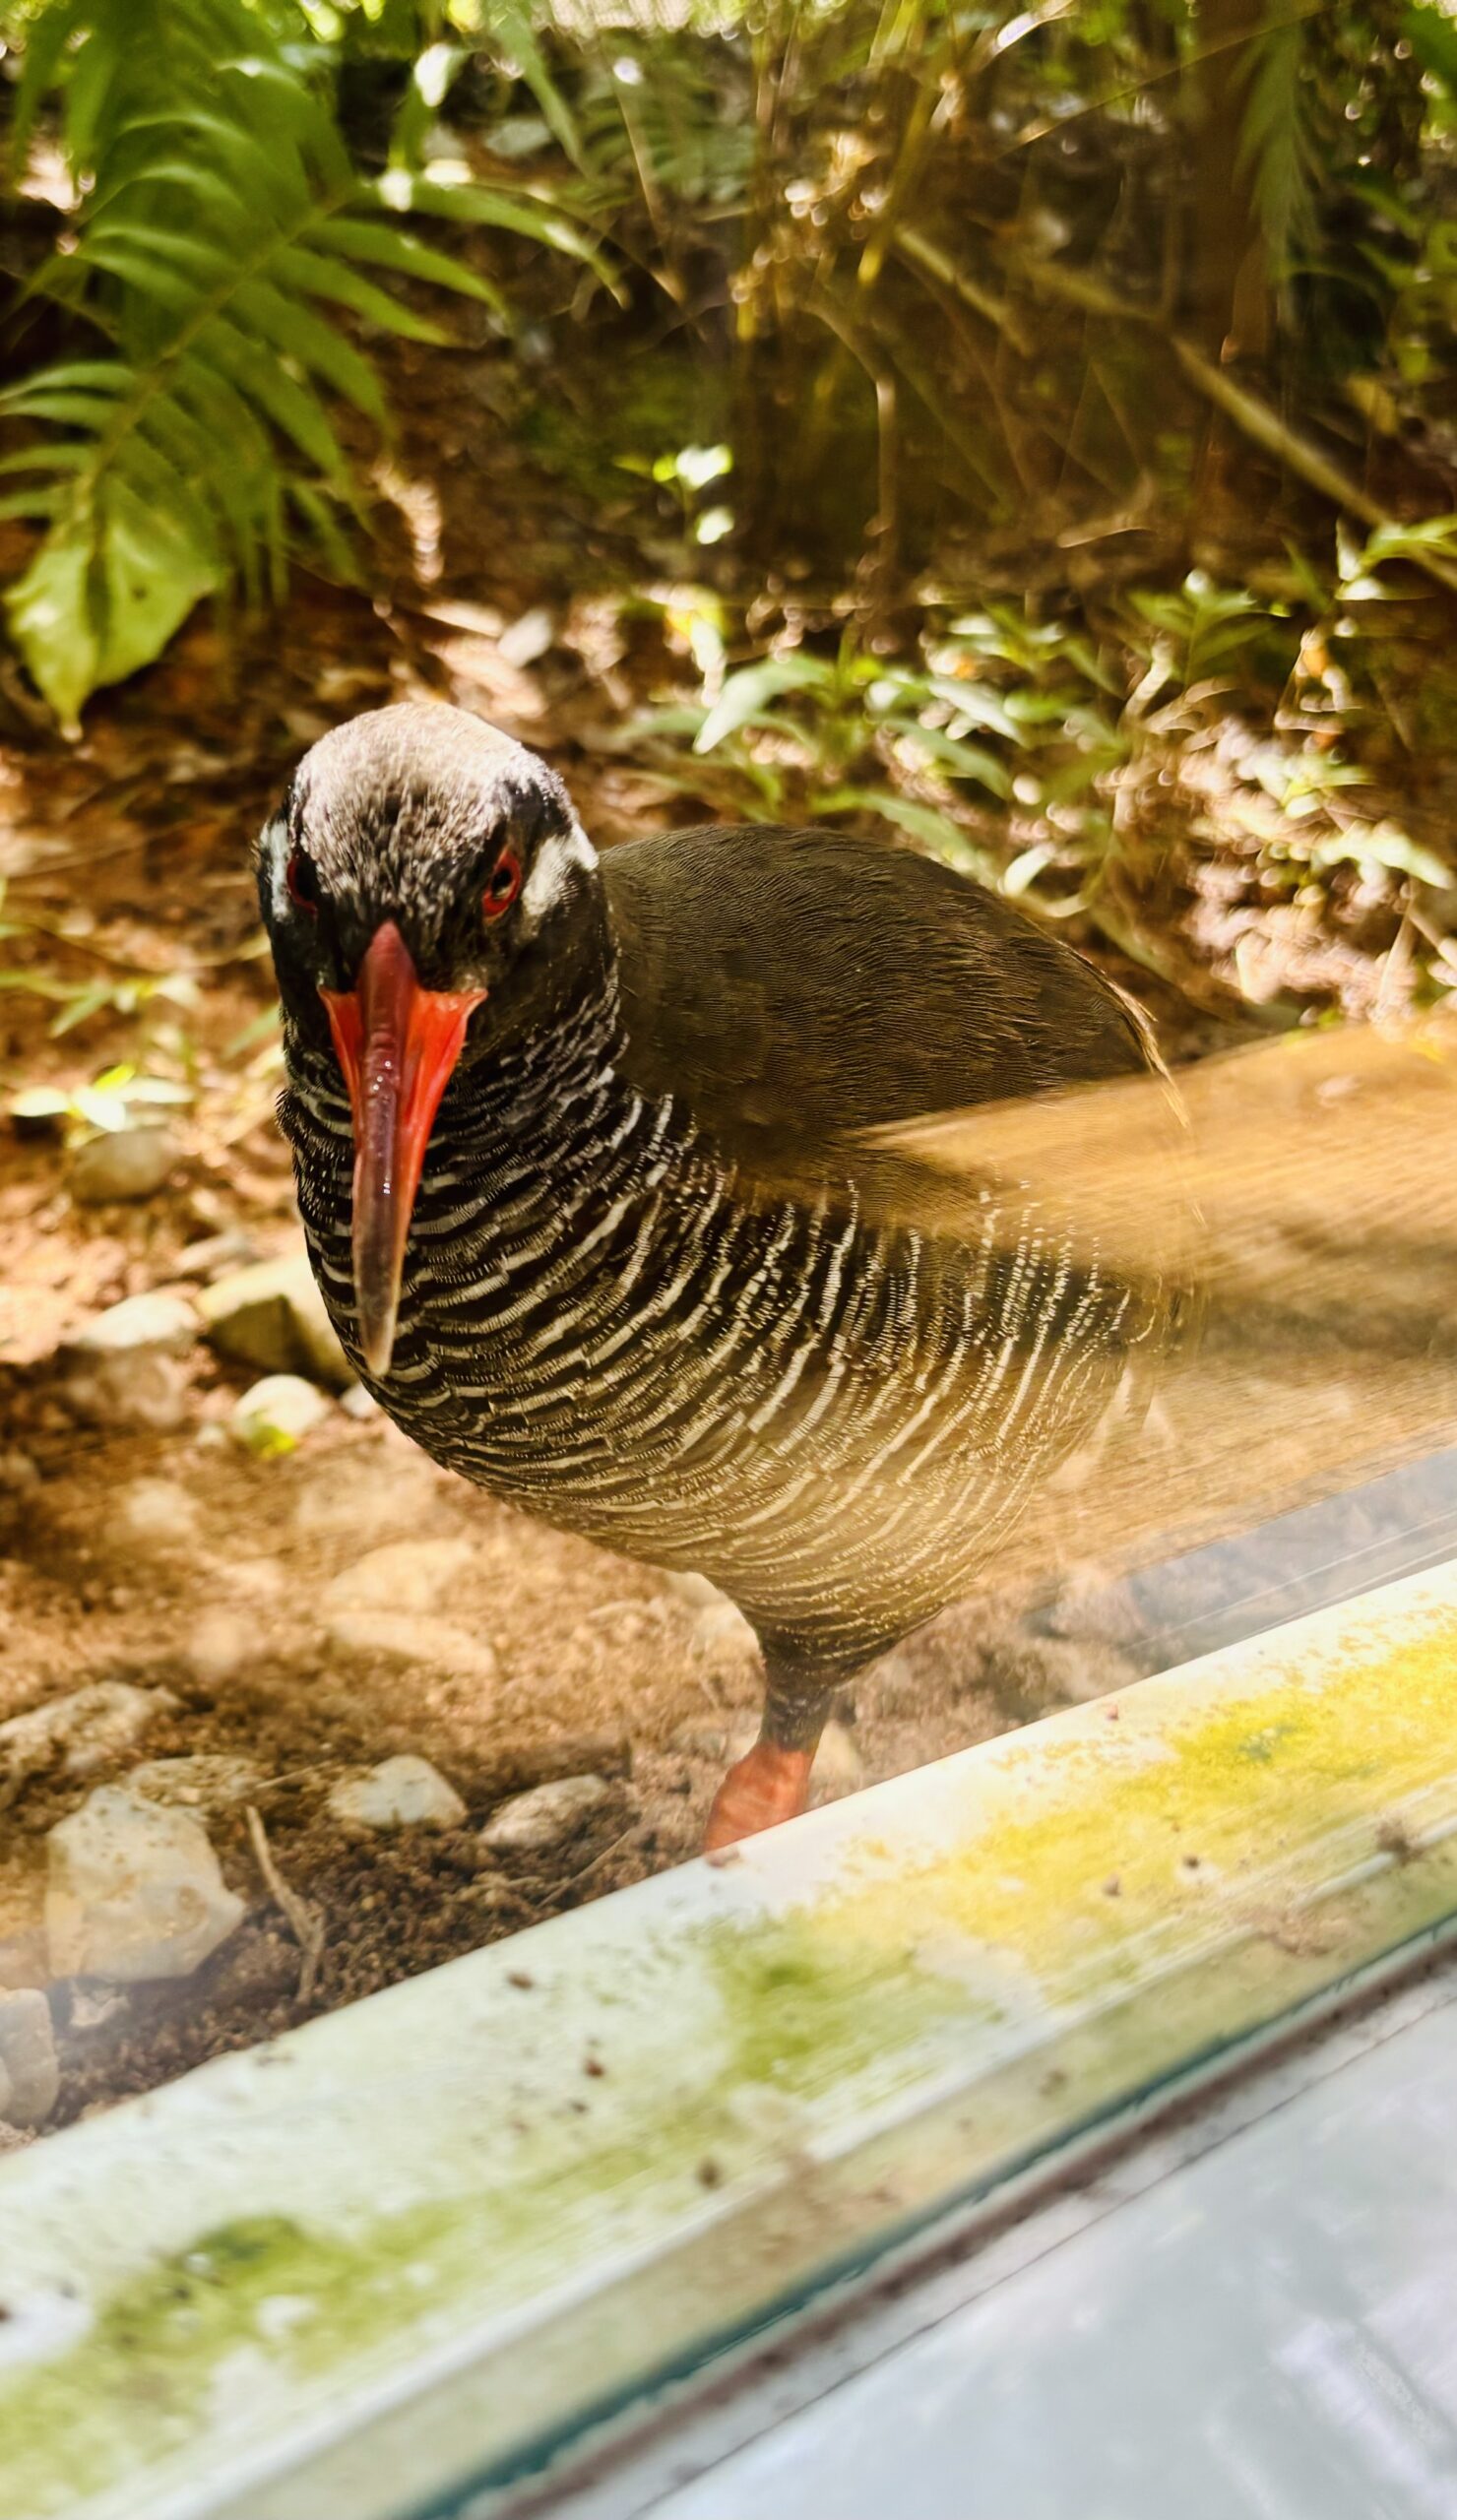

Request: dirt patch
left=0, top=1323, right=1109, bottom=2128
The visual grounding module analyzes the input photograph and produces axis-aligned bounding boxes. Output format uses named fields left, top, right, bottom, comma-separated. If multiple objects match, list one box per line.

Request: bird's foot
left=704, top=1741, right=814, bottom=1852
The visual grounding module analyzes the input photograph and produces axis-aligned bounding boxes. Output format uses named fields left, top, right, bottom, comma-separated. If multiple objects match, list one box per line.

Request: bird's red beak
left=320, top=921, right=483, bottom=1378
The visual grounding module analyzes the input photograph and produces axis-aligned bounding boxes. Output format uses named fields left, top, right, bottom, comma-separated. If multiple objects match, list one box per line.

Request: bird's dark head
left=256, top=702, right=602, bottom=1375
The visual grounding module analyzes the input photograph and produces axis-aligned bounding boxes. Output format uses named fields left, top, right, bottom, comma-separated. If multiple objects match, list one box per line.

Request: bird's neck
left=284, top=915, right=650, bottom=1193
left=441, top=946, right=634, bottom=1164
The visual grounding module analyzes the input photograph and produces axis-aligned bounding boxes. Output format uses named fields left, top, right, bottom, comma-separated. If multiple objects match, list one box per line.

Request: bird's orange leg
left=704, top=1739, right=815, bottom=1851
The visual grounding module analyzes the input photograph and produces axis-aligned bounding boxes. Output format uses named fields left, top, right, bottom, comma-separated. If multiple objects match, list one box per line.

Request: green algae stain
left=0, top=1913, right=979, bottom=2520
left=0, top=2206, right=470, bottom=2520
left=694, top=1911, right=973, bottom=2100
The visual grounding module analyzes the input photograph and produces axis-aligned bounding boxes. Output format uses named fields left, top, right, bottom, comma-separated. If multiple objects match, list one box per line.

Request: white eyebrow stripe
left=259, top=817, right=290, bottom=924
left=522, top=818, right=598, bottom=925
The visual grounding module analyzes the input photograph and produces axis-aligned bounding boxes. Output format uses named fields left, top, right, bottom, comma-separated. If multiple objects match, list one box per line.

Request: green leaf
left=1, top=361, right=138, bottom=405
left=0, top=489, right=67, bottom=521
left=694, top=656, right=830, bottom=753
left=5, top=482, right=219, bottom=731
left=317, top=215, right=505, bottom=314
left=274, top=244, right=451, bottom=344
left=0, top=391, right=130, bottom=431
left=203, top=322, right=352, bottom=484
left=373, top=173, right=609, bottom=276
left=922, top=677, right=1026, bottom=742
left=1310, top=822, right=1451, bottom=888
left=816, top=787, right=1004, bottom=882
left=232, top=279, right=389, bottom=426
left=888, top=723, right=1012, bottom=797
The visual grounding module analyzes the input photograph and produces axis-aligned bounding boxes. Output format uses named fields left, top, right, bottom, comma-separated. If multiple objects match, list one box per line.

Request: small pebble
left=184, top=1608, right=257, bottom=1685
left=173, top=1230, right=257, bottom=1279
left=232, top=1374, right=333, bottom=1455
left=222, top=1556, right=286, bottom=1602
left=321, top=1539, right=477, bottom=1617
left=325, top=1611, right=501, bottom=1686
left=479, top=1773, right=611, bottom=1855
left=46, top=1786, right=245, bottom=1982
left=327, top=1755, right=467, bottom=1835
left=70, top=1124, right=180, bottom=1204
left=114, top=1477, right=201, bottom=1550
left=0, top=1990, right=59, bottom=2129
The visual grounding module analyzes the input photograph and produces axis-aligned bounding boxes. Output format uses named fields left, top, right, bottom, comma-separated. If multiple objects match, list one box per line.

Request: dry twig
left=245, top=1803, right=325, bottom=2003
left=1001, top=252, right=1457, bottom=598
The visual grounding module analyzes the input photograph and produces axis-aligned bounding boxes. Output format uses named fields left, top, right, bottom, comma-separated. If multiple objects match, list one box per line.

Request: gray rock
left=0, top=1990, right=58, bottom=2128
left=67, top=1291, right=197, bottom=1356
left=321, top=1539, right=477, bottom=1617
left=64, top=1351, right=189, bottom=1432
left=324, top=1611, right=501, bottom=1686
left=327, top=1755, right=466, bottom=1835
left=232, top=1374, right=333, bottom=1455
left=45, top=1786, right=245, bottom=1982
left=479, top=1773, right=610, bottom=1855
left=127, top=1754, right=262, bottom=1812
left=1, top=1681, right=176, bottom=1789
left=199, top=1252, right=350, bottom=1389
left=70, top=1125, right=180, bottom=1205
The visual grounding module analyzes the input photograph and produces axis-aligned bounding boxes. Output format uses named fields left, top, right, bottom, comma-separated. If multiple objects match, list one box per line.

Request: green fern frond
left=2, top=0, right=608, bottom=726
left=1237, top=12, right=1322, bottom=280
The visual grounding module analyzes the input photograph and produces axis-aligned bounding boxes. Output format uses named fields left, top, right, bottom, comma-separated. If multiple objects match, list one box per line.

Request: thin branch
left=894, top=227, right=1034, bottom=358
left=990, top=0, right=1339, bottom=163
left=993, top=250, right=1457, bottom=598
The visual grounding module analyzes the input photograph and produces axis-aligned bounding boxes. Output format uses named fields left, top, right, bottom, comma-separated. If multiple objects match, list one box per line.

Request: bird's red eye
left=285, top=849, right=319, bottom=917
left=482, top=846, right=523, bottom=921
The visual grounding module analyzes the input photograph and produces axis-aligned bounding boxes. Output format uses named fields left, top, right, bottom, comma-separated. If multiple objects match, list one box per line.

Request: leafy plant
left=0, top=0, right=603, bottom=724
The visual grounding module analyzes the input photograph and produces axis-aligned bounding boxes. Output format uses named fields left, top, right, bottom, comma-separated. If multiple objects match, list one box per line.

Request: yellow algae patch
left=790, top=1598, right=1457, bottom=2010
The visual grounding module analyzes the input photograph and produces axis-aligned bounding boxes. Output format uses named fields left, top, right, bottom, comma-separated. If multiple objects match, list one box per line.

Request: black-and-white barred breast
left=283, top=957, right=1157, bottom=1675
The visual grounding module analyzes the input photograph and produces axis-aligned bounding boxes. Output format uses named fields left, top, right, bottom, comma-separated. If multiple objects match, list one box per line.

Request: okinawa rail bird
left=259, top=702, right=1174, bottom=1846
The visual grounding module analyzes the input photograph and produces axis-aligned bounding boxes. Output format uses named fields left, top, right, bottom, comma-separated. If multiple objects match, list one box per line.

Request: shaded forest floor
left=0, top=310, right=1452, bottom=2128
